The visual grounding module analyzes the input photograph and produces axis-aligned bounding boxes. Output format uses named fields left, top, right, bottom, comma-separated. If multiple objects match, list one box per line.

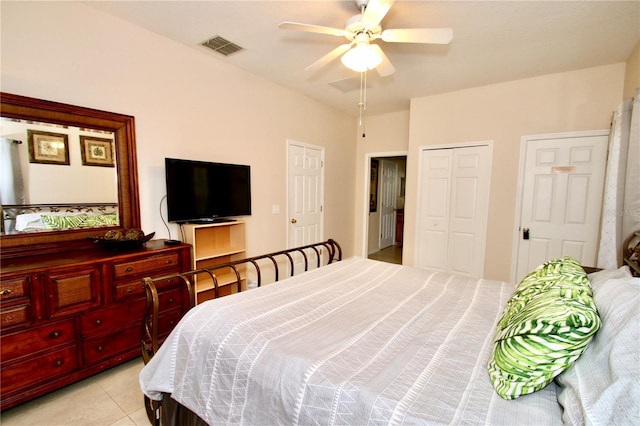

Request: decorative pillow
left=41, top=213, right=119, bottom=229
left=556, top=269, right=640, bottom=425
left=41, top=214, right=89, bottom=229
left=487, top=257, right=601, bottom=400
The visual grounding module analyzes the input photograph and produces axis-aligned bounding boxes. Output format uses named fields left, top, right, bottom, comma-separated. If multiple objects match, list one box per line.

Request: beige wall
left=0, top=2, right=357, bottom=256
left=403, top=64, right=625, bottom=281
left=353, top=110, right=410, bottom=255
left=624, top=41, right=640, bottom=98
left=3, top=2, right=635, bottom=271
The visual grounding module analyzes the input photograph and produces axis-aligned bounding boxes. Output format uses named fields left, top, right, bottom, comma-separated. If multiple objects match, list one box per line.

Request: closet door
left=416, top=145, right=491, bottom=277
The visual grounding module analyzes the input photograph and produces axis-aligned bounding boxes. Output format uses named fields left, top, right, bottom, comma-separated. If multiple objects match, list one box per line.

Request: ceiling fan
left=279, top=0, right=453, bottom=77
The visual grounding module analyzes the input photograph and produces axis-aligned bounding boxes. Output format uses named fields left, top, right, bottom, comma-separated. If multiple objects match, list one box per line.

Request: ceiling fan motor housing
left=345, top=14, right=381, bottom=40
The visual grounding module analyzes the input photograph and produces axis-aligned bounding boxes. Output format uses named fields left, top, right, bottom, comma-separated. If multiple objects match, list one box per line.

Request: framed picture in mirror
left=80, top=136, right=115, bottom=167
left=28, top=130, right=70, bottom=165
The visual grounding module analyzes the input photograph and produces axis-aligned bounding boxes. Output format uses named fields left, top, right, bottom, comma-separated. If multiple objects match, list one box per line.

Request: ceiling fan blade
left=370, top=44, right=395, bottom=77
left=279, top=21, right=347, bottom=37
left=305, top=43, right=353, bottom=72
left=381, top=28, right=453, bottom=44
left=361, top=0, right=394, bottom=29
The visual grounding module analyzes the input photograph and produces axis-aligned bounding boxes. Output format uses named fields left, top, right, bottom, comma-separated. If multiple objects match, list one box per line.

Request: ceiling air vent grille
left=202, top=35, right=243, bottom=56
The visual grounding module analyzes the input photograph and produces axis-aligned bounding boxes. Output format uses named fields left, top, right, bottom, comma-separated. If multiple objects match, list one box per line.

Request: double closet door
left=416, top=144, right=491, bottom=278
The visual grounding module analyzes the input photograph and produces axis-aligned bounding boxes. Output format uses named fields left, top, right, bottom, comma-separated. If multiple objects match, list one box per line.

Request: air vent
left=201, top=35, right=243, bottom=56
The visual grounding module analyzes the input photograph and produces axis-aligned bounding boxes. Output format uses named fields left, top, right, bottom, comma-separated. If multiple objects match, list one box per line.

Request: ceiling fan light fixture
left=341, top=41, right=382, bottom=72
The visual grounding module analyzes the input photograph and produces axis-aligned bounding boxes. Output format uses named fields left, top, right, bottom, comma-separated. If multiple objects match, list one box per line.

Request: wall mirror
left=0, top=92, right=140, bottom=259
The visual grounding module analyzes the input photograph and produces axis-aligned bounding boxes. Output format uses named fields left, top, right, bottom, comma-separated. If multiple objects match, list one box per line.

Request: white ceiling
left=87, top=1, right=640, bottom=116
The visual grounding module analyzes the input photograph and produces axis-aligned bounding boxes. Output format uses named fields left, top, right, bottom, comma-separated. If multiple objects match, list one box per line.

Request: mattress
left=140, top=257, right=563, bottom=425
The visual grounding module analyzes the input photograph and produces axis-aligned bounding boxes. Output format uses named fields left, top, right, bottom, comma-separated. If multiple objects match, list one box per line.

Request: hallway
left=368, top=245, right=402, bottom=265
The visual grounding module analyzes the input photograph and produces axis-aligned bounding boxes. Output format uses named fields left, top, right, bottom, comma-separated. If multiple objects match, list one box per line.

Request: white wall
left=1, top=121, right=117, bottom=204
left=404, top=64, right=625, bottom=281
left=353, top=110, right=410, bottom=255
left=0, top=1, right=358, bottom=256
left=3, top=2, right=633, bottom=274
left=357, top=62, right=634, bottom=282
left=624, top=41, right=640, bottom=99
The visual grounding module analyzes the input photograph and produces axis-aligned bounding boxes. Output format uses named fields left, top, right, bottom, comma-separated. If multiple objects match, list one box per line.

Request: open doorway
left=367, top=155, right=407, bottom=265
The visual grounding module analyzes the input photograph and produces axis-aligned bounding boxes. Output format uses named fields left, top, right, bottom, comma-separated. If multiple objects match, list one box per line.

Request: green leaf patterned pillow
left=487, top=257, right=601, bottom=400
left=41, top=214, right=89, bottom=229
left=41, top=213, right=119, bottom=229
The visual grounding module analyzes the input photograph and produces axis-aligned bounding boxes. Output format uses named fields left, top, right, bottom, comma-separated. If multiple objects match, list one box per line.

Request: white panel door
left=417, top=150, right=452, bottom=271
left=448, top=147, right=491, bottom=275
left=515, top=134, right=608, bottom=281
left=417, top=145, right=491, bottom=277
left=379, top=159, right=398, bottom=249
left=287, top=142, right=324, bottom=250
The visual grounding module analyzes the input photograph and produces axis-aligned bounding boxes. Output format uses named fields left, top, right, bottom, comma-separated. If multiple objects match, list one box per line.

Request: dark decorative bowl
left=90, top=232, right=155, bottom=250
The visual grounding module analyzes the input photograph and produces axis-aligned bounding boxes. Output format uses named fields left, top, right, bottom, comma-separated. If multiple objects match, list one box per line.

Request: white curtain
left=0, top=138, right=27, bottom=233
left=597, top=88, right=640, bottom=269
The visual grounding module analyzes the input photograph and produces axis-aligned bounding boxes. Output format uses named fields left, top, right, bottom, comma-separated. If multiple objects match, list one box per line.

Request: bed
left=1, top=202, right=118, bottom=233
left=139, top=238, right=640, bottom=425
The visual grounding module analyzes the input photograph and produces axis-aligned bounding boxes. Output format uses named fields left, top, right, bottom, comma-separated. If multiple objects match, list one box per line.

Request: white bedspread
left=140, top=258, right=563, bottom=425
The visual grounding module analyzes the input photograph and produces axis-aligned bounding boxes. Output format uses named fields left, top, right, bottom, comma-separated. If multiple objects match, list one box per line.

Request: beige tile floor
left=0, top=357, right=150, bottom=426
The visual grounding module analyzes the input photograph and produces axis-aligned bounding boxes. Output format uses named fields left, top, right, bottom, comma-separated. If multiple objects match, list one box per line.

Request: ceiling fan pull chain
left=359, top=71, right=367, bottom=138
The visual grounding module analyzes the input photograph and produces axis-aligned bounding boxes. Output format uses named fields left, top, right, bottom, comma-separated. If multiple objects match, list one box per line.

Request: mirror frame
left=0, top=92, right=141, bottom=259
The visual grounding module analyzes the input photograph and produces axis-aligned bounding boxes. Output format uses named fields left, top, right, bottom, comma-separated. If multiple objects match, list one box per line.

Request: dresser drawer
left=1, top=345, right=78, bottom=395
left=82, top=325, right=140, bottom=364
left=0, top=304, right=32, bottom=329
left=1, top=318, right=76, bottom=362
left=158, top=287, right=185, bottom=312
left=0, top=277, right=29, bottom=302
left=79, top=298, right=146, bottom=337
left=113, top=253, right=180, bottom=279
left=114, top=275, right=182, bottom=301
left=45, top=266, right=102, bottom=318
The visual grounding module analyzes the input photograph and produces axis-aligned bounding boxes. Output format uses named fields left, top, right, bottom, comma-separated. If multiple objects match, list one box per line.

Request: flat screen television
left=165, top=157, right=251, bottom=223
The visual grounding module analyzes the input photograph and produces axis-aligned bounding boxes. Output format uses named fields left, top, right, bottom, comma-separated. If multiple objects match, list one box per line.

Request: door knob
left=523, top=228, right=530, bottom=240
left=291, top=218, right=297, bottom=224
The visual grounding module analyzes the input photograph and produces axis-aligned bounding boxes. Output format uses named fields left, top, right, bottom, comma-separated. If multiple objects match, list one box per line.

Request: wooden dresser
left=0, top=240, right=191, bottom=410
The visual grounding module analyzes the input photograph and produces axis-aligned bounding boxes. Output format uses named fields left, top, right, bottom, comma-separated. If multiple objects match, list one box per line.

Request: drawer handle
left=125, top=267, right=134, bottom=273
left=167, top=298, right=175, bottom=304
left=0, top=288, right=12, bottom=296
left=54, top=359, right=64, bottom=368
left=50, top=330, right=62, bottom=339
left=95, top=319, right=103, bottom=326
left=165, top=260, right=173, bottom=264
left=96, top=345, right=104, bottom=352
left=126, top=287, right=135, bottom=293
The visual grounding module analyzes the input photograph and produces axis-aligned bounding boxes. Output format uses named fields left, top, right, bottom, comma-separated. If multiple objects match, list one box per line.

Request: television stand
left=180, top=221, right=247, bottom=303
left=186, top=218, right=236, bottom=224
